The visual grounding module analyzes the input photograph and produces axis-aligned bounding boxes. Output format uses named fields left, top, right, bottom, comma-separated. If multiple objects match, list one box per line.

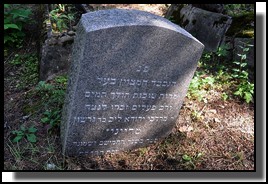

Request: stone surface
left=166, top=5, right=232, bottom=52
left=39, top=39, right=73, bottom=81
left=67, top=31, right=76, bottom=36
left=191, top=4, right=224, bottom=13
left=58, top=35, right=74, bottom=45
left=61, top=9, right=204, bottom=156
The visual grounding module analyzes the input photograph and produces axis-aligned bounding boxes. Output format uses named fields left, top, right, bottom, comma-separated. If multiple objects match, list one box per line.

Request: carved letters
left=75, top=65, right=178, bottom=155
left=78, top=149, right=119, bottom=156
left=105, top=128, right=141, bottom=135
left=74, top=116, right=173, bottom=124
left=76, top=138, right=159, bottom=156
left=74, top=138, right=158, bottom=147
left=85, top=91, right=179, bottom=99
left=97, top=77, right=177, bottom=87
left=85, top=104, right=173, bottom=111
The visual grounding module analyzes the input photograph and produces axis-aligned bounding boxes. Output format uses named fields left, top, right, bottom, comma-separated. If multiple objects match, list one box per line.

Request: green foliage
left=181, top=153, right=203, bottom=169
left=193, top=40, right=254, bottom=104
left=191, top=109, right=203, bottom=121
left=187, top=74, right=215, bottom=103
left=168, top=16, right=176, bottom=23
left=11, top=54, right=38, bottom=89
left=22, top=75, right=67, bottom=123
left=10, top=54, right=21, bottom=65
left=216, top=44, right=229, bottom=57
left=198, top=47, right=230, bottom=74
left=49, top=4, right=76, bottom=32
left=231, top=44, right=253, bottom=80
left=41, top=109, right=62, bottom=131
left=232, top=42, right=254, bottom=103
left=4, top=4, right=32, bottom=47
left=55, top=75, right=68, bottom=86
left=12, top=125, right=37, bottom=143
left=36, top=81, right=54, bottom=92
left=224, top=4, right=254, bottom=17
left=34, top=76, right=67, bottom=131
left=221, top=92, right=229, bottom=101
left=138, top=147, right=149, bottom=156
left=36, top=79, right=66, bottom=106
left=225, top=5, right=254, bottom=38
left=234, top=81, right=254, bottom=103
left=182, top=154, right=191, bottom=161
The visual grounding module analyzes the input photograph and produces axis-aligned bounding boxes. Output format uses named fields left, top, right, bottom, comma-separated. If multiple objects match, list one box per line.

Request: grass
left=9, top=53, right=38, bottom=90
left=6, top=139, right=40, bottom=170
left=5, top=52, right=67, bottom=170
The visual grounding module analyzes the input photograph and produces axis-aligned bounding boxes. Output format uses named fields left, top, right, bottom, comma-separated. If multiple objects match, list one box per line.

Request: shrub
left=4, top=4, right=32, bottom=47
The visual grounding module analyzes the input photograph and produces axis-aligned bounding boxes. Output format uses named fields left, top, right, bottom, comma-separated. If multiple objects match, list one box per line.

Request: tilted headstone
left=61, top=9, right=204, bottom=156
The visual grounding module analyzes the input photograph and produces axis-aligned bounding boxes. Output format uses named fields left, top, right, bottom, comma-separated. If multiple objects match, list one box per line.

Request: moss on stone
left=226, top=12, right=254, bottom=38
left=236, top=29, right=254, bottom=38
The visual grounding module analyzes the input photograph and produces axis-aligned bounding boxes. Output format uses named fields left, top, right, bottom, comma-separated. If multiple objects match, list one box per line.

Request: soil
left=4, top=4, right=254, bottom=170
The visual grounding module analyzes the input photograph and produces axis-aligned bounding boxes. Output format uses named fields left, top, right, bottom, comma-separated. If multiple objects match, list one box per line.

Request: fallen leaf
left=187, top=126, right=194, bottom=131
left=209, top=109, right=217, bottom=114
left=179, top=126, right=193, bottom=132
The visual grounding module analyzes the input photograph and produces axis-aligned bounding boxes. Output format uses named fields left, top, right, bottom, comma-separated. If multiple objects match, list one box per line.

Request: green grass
left=23, top=74, right=67, bottom=115
left=10, top=53, right=38, bottom=90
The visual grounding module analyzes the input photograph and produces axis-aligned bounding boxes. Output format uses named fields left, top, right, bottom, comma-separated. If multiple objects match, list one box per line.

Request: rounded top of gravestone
left=80, top=9, right=202, bottom=44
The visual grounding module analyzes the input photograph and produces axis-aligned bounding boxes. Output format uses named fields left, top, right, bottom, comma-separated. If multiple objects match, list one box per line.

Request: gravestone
left=61, top=9, right=204, bottom=156
left=165, top=5, right=232, bottom=52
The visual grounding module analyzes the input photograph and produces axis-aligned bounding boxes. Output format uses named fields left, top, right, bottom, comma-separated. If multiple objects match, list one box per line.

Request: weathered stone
left=39, top=40, right=72, bottom=81
left=165, top=5, right=232, bottom=52
left=72, top=25, right=77, bottom=30
left=67, top=31, right=76, bottom=36
left=225, top=12, right=254, bottom=37
left=74, top=4, right=89, bottom=14
left=179, top=5, right=232, bottom=52
left=164, top=4, right=183, bottom=20
left=60, top=32, right=67, bottom=37
left=52, top=32, right=61, bottom=37
left=47, top=37, right=58, bottom=45
left=192, top=4, right=224, bottom=13
left=58, top=35, right=74, bottom=45
left=61, top=9, right=204, bottom=156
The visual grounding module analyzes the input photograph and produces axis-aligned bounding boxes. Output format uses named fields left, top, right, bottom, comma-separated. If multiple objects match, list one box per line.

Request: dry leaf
left=209, top=109, right=217, bottom=114
left=179, top=126, right=193, bottom=132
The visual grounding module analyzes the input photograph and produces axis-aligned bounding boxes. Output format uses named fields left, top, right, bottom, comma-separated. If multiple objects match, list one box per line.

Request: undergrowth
left=187, top=42, right=254, bottom=104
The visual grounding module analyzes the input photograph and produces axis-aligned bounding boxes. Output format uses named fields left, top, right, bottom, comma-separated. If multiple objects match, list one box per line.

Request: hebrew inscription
left=61, top=9, right=204, bottom=156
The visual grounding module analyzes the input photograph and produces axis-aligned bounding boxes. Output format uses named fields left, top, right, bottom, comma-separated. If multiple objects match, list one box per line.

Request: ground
left=4, top=4, right=254, bottom=170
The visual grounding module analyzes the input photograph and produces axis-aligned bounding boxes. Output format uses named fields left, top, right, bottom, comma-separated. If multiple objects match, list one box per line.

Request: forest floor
left=4, top=4, right=254, bottom=170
